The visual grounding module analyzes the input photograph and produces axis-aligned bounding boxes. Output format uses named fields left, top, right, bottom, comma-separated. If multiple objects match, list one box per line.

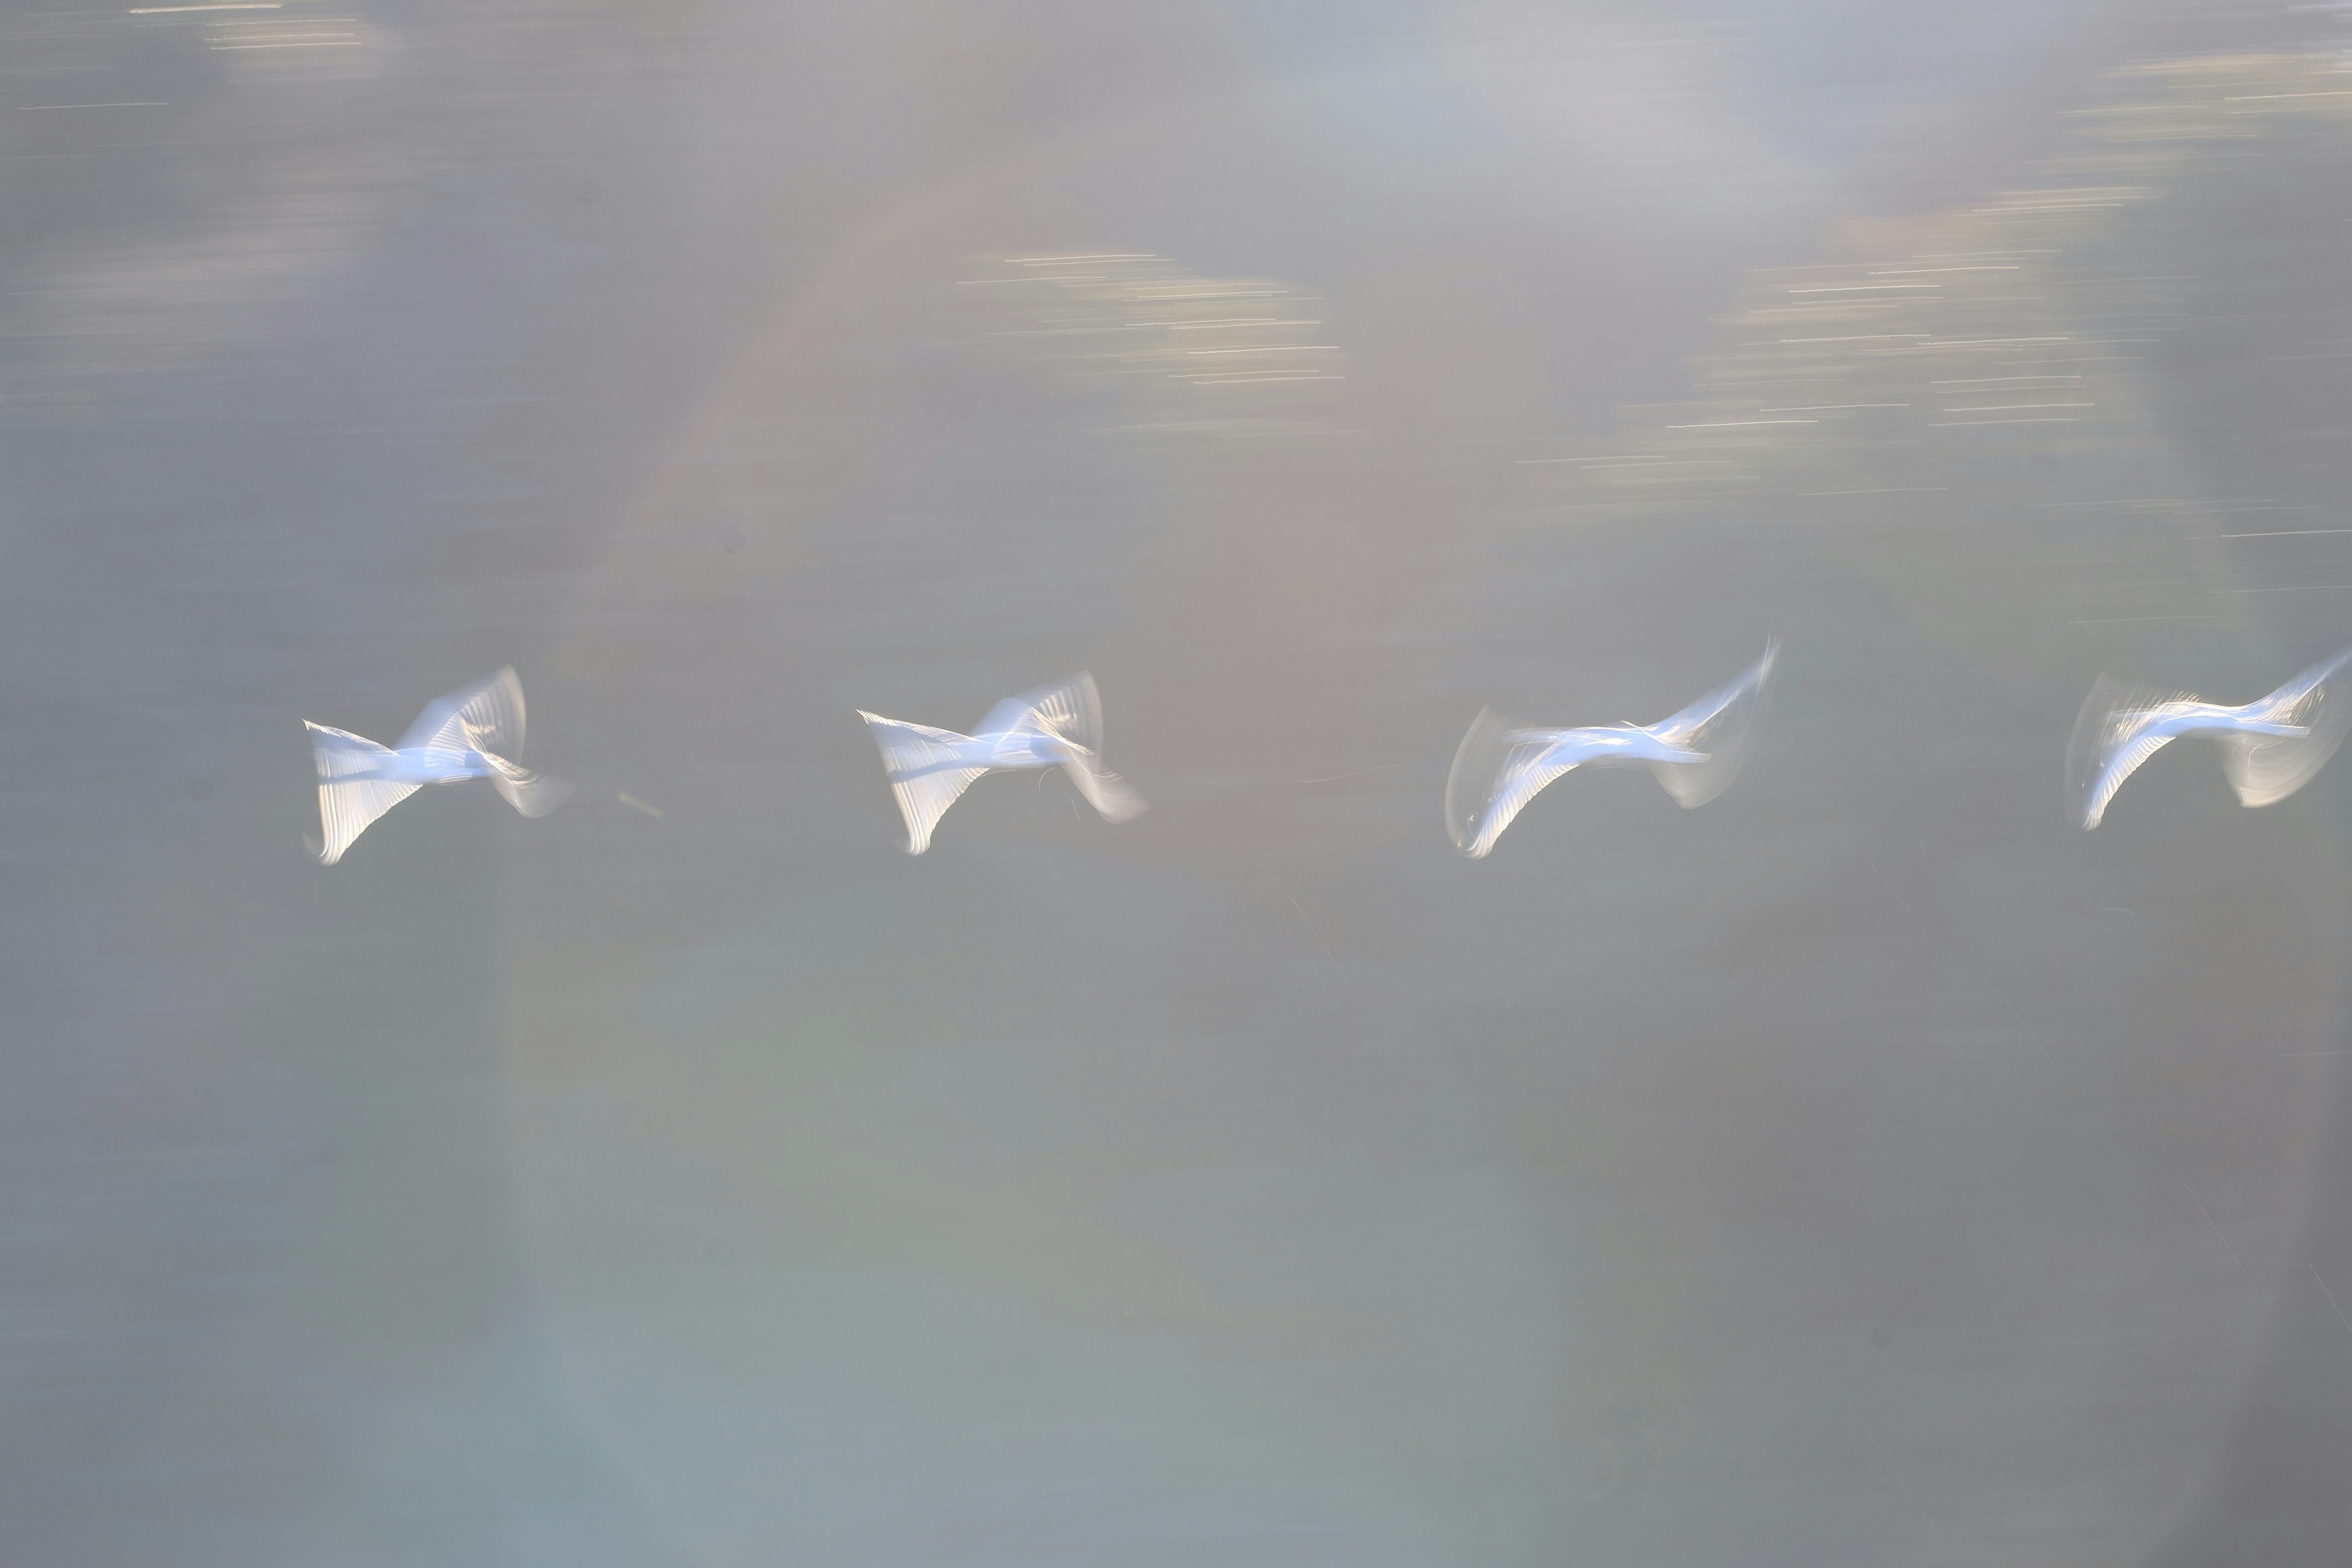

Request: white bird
left=303, top=667, right=571, bottom=865
left=858, top=672, right=1146, bottom=854
left=2066, top=645, right=2352, bottom=829
left=1445, top=641, right=1778, bottom=859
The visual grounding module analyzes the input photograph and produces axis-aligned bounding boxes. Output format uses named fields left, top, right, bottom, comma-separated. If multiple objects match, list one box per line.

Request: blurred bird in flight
left=303, top=667, right=571, bottom=864
left=2067, top=645, right=2352, bottom=829
left=859, top=672, right=1146, bottom=854
left=1446, top=641, right=1779, bottom=859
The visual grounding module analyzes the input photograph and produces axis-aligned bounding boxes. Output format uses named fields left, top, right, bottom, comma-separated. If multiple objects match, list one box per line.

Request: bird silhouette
left=858, top=671, right=1145, bottom=854
left=2067, top=645, right=2352, bottom=829
left=303, top=667, right=570, bottom=864
left=1446, top=641, right=1777, bottom=859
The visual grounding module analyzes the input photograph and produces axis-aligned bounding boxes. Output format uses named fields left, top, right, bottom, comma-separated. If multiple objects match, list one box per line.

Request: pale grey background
left=5, top=1, right=2352, bottom=1564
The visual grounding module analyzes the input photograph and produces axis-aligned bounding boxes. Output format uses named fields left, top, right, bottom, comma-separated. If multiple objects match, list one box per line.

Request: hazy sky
left=5, top=3, right=2352, bottom=1566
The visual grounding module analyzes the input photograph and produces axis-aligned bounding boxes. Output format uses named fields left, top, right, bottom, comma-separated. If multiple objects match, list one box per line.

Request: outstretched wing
left=1645, top=640, right=1777, bottom=808
left=1063, top=758, right=1148, bottom=824
left=482, top=753, right=573, bottom=818
left=398, top=666, right=527, bottom=758
left=306, top=722, right=419, bottom=865
left=2067, top=677, right=2192, bottom=829
left=859, top=711, right=989, bottom=854
left=1444, top=709, right=1581, bottom=859
left=980, top=671, right=1104, bottom=753
left=2220, top=644, right=2352, bottom=809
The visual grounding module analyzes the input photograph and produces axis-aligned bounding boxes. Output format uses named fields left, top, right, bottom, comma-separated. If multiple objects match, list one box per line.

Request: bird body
left=324, top=744, right=505, bottom=786
left=304, top=667, right=570, bottom=864
left=1446, top=641, right=1777, bottom=859
left=859, top=672, right=1145, bottom=854
left=2067, top=646, right=2352, bottom=828
left=1503, top=725, right=1713, bottom=772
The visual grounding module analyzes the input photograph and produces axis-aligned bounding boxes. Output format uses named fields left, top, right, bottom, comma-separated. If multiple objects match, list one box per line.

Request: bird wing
left=306, top=722, right=420, bottom=865
left=482, top=752, right=573, bottom=818
left=1445, top=708, right=1584, bottom=858
left=2220, top=643, right=2352, bottom=808
left=1063, top=758, right=1148, bottom=823
left=980, top=671, right=1104, bottom=753
left=398, top=666, right=527, bottom=758
left=2067, top=677, right=2192, bottom=829
left=859, top=711, right=989, bottom=854
left=1643, top=640, right=1778, bottom=808
left=978, top=672, right=1143, bottom=823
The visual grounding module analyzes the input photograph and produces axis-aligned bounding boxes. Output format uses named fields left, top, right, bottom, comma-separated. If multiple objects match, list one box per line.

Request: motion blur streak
left=2067, top=645, right=2352, bottom=829
left=859, top=673, right=1145, bottom=856
left=304, top=668, right=570, bottom=865
left=963, top=251, right=1348, bottom=439
left=1445, top=641, right=1776, bottom=858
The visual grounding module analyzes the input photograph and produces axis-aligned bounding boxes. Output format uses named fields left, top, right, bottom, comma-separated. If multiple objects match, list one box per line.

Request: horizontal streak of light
left=1942, top=401, right=2093, bottom=412
left=1929, top=417, right=2079, bottom=426
left=1759, top=403, right=1909, bottom=411
left=18, top=100, right=167, bottom=109
left=984, top=326, right=1132, bottom=337
left=208, top=37, right=359, bottom=47
left=1665, top=418, right=1817, bottom=429
left=1183, top=373, right=1341, bottom=385
left=2211, top=529, right=2352, bottom=539
left=1786, top=283, right=1942, bottom=294
left=2037, top=498, right=2193, bottom=506
left=1183, top=345, right=1336, bottom=356
left=131, top=2, right=280, bottom=10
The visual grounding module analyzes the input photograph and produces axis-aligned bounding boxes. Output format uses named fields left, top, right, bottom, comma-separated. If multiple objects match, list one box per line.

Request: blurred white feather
left=304, top=667, right=570, bottom=864
left=2067, top=646, right=2352, bottom=829
left=858, top=672, right=1145, bottom=854
left=1446, top=641, right=1777, bottom=859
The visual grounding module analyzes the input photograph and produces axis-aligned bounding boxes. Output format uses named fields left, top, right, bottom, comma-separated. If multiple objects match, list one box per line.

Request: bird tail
left=482, top=751, right=573, bottom=818
left=305, top=721, right=418, bottom=865
left=1444, top=706, right=1518, bottom=857
left=859, top=711, right=989, bottom=854
left=1647, top=641, right=1777, bottom=809
left=2219, top=650, right=2352, bottom=809
left=1060, top=751, right=1148, bottom=824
